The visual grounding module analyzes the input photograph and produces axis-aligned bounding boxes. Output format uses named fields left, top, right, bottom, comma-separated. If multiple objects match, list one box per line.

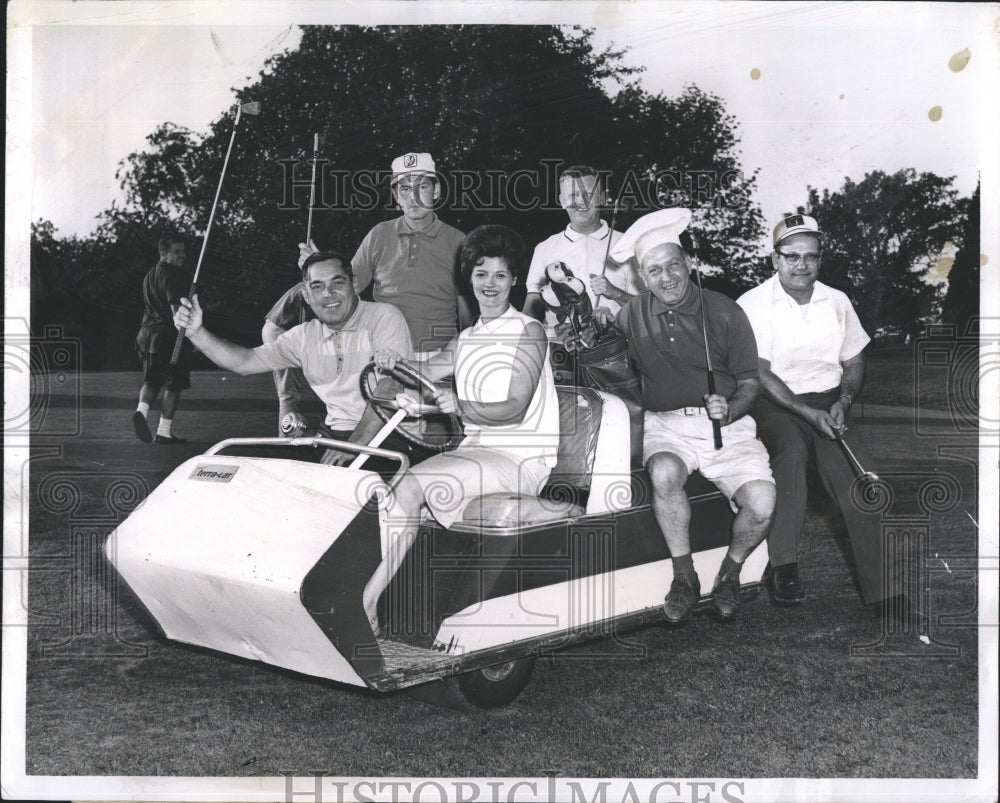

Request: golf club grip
left=169, top=329, right=186, bottom=366
left=169, top=283, right=197, bottom=366
left=707, top=371, right=723, bottom=450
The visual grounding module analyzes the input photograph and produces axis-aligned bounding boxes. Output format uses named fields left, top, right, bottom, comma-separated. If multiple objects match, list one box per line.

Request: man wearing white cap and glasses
left=302, top=152, right=469, bottom=352
left=737, top=213, right=887, bottom=611
left=603, top=208, right=776, bottom=624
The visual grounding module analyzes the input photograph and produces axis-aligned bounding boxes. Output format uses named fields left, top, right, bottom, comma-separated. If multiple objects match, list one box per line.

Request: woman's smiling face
left=470, top=256, right=514, bottom=313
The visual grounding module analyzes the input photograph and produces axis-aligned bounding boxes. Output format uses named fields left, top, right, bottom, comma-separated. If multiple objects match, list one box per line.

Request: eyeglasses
left=775, top=250, right=821, bottom=268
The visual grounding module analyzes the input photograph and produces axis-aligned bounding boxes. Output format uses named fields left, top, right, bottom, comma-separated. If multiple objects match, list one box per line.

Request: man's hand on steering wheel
left=374, top=349, right=406, bottom=372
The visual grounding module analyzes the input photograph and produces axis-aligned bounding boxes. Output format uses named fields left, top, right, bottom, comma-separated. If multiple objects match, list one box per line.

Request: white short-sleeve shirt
left=737, top=273, right=870, bottom=394
left=254, top=301, right=413, bottom=430
left=455, top=306, right=560, bottom=466
left=525, top=221, right=640, bottom=325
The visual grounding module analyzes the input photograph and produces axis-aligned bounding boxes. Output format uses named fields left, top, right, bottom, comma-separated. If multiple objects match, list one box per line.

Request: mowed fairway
left=22, top=354, right=980, bottom=779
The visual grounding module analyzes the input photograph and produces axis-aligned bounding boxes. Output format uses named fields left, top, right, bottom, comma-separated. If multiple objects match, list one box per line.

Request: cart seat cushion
left=459, top=386, right=603, bottom=526
left=461, top=492, right=584, bottom=527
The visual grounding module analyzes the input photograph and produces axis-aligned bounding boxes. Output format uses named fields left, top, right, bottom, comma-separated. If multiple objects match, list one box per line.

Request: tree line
left=29, top=25, right=977, bottom=368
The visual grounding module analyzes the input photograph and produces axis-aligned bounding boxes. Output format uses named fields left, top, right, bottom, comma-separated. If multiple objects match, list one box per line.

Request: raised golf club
left=305, top=132, right=324, bottom=246
left=171, top=100, right=261, bottom=365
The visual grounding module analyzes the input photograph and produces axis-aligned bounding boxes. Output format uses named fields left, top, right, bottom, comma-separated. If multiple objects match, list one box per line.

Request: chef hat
left=610, top=208, right=692, bottom=265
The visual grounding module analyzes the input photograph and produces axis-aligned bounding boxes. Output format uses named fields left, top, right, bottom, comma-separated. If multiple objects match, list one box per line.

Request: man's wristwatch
left=838, top=393, right=854, bottom=406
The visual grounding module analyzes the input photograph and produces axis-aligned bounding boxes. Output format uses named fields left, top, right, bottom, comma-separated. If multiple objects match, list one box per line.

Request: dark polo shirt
left=352, top=214, right=465, bottom=351
left=617, top=283, right=759, bottom=412
left=136, top=260, right=193, bottom=354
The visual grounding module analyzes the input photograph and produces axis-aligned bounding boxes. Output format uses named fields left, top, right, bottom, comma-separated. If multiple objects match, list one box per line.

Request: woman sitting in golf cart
left=364, top=224, right=560, bottom=633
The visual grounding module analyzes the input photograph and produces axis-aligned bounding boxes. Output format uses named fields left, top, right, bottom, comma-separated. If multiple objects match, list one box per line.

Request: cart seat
left=459, top=386, right=609, bottom=527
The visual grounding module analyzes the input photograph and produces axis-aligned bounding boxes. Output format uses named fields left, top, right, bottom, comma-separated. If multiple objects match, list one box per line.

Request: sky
left=16, top=1, right=993, bottom=255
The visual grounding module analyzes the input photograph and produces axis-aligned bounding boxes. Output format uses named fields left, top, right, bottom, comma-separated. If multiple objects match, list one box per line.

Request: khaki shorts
left=410, top=447, right=552, bottom=529
left=643, top=411, right=774, bottom=503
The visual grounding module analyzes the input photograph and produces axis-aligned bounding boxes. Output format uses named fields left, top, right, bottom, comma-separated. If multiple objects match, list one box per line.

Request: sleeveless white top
left=454, top=306, right=559, bottom=466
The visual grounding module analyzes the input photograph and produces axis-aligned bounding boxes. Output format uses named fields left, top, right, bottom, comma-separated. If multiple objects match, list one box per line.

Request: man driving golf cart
left=173, top=250, right=413, bottom=466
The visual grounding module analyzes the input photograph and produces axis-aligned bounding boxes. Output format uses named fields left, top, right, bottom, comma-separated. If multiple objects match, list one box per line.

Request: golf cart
left=105, top=362, right=767, bottom=710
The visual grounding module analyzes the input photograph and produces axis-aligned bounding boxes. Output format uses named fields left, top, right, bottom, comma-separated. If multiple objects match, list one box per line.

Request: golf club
left=171, top=100, right=261, bottom=364
left=683, top=230, right=723, bottom=450
left=835, top=432, right=879, bottom=483
left=305, top=132, right=324, bottom=246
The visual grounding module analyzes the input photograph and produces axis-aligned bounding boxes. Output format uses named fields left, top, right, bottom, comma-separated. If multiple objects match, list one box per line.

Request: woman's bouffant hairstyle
left=458, top=225, right=527, bottom=284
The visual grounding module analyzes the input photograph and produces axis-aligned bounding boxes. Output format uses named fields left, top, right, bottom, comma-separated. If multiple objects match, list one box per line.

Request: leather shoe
left=764, top=562, right=805, bottom=606
left=154, top=434, right=188, bottom=444
left=711, top=569, right=742, bottom=620
left=663, top=575, right=700, bottom=624
left=132, top=411, right=152, bottom=443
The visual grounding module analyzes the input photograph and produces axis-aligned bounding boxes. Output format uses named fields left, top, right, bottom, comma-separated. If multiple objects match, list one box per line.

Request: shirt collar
left=474, top=304, right=517, bottom=331
left=768, top=272, right=831, bottom=305
left=395, top=213, right=442, bottom=238
left=319, top=299, right=363, bottom=337
left=562, top=219, right=610, bottom=243
left=650, top=281, right=700, bottom=316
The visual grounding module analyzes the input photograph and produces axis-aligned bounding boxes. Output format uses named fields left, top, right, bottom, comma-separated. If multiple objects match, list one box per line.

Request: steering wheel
left=359, top=361, right=465, bottom=453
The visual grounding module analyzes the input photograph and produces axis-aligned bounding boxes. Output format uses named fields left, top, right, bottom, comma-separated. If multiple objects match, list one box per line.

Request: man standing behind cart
left=173, top=251, right=412, bottom=465
left=349, top=151, right=470, bottom=352
left=523, top=164, right=640, bottom=327
left=737, top=213, right=890, bottom=611
left=603, top=208, right=776, bottom=624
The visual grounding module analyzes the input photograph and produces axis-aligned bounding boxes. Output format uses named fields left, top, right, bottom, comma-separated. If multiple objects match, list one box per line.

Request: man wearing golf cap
left=606, top=208, right=776, bottom=623
left=348, top=152, right=470, bottom=352
left=738, top=213, right=887, bottom=609
left=523, top=164, right=640, bottom=326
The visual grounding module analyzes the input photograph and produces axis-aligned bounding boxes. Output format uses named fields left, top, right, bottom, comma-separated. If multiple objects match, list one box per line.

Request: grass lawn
left=19, top=348, right=985, bottom=786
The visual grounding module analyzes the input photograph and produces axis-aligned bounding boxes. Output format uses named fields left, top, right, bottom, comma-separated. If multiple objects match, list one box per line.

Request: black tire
left=406, top=655, right=537, bottom=711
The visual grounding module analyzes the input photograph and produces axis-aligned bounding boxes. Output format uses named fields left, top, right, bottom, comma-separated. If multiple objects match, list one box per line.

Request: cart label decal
left=189, top=464, right=239, bottom=483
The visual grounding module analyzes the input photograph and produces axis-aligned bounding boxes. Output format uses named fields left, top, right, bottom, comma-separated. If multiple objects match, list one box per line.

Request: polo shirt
left=525, top=221, right=640, bottom=325
left=352, top=214, right=465, bottom=351
left=253, top=300, right=412, bottom=430
left=737, top=274, right=870, bottom=394
left=136, top=260, right=193, bottom=353
left=264, top=282, right=315, bottom=330
left=617, top=283, right=759, bottom=412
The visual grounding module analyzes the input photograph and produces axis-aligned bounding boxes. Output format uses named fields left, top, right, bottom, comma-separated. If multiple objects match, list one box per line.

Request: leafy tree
left=941, top=182, right=980, bottom=335
left=804, top=169, right=964, bottom=333
left=36, top=25, right=768, bottom=364
left=114, top=25, right=765, bottom=302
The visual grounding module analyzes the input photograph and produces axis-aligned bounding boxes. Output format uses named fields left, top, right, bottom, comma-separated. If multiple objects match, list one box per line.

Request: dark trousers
left=754, top=390, right=888, bottom=604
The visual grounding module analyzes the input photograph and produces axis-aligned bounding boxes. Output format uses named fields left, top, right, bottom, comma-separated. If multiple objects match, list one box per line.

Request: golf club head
left=240, top=102, right=262, bottom=116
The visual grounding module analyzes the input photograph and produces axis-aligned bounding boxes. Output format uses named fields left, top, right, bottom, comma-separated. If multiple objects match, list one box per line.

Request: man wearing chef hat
left=604, top=208, right=776, bottom=624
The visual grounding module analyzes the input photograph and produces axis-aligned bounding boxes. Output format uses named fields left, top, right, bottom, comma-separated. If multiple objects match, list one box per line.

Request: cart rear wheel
left=406, top=655, right=537, bottom=711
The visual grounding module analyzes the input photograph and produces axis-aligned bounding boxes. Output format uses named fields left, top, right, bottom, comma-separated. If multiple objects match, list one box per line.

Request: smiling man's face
left=639, top=242, right=692, bottom=306
left=303, top=258, right=358, bottom=328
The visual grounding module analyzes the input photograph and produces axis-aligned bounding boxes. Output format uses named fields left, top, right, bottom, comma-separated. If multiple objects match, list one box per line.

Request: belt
left=662, top=406, right=707, bottom=417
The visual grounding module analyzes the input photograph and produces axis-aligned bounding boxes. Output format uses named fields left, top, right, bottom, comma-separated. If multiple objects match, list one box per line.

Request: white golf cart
left=105, top=363, right=767, bottom=710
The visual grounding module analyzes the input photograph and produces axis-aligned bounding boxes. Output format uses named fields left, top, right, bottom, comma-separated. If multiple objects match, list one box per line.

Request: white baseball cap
left=391, top=152, right=436, bottom=185
left=773, top=213, right=821, bottom=247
